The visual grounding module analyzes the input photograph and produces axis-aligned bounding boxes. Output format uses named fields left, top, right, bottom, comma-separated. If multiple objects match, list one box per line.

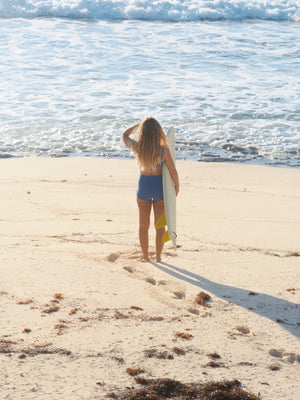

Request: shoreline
left=1, top=157, right=299, bottom=399
left=2, top=154, right=300, bottom=170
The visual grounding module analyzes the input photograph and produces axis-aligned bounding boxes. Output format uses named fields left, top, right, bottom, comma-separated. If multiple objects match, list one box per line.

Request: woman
left=122, top=117, right=179, bottom=262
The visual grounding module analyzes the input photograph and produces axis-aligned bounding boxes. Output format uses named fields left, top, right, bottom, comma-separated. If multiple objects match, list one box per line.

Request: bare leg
left=153, top=200, right=165, bottom=262
left=137, top=198, right=152, bottom=261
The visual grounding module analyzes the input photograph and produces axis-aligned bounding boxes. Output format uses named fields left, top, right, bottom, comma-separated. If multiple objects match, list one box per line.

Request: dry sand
left=0, top=157, right=299, bottom=399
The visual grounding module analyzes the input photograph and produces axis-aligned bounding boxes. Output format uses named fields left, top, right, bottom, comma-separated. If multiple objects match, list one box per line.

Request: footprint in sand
left=123, top=266, right=134, bottom=273
left=106, top=249, right=187, bottom=309
left=107, top=253, right=120, bottom=262
left=269, top=348, right=299, bottom=364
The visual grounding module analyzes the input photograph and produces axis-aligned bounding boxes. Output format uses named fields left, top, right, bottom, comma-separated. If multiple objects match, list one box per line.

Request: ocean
left=0, top=0, right=299, bottom=167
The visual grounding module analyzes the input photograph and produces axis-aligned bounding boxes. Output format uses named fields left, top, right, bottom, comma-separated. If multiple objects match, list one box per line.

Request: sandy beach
left=0, top=157, right=299, bottom=399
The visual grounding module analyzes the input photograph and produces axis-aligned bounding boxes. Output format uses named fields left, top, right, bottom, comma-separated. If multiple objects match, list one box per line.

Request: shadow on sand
left=151, top=261, right=300, bottom=339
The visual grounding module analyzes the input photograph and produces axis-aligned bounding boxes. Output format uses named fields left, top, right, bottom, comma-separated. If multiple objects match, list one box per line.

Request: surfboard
left=156, top=127, right=177, bottom=250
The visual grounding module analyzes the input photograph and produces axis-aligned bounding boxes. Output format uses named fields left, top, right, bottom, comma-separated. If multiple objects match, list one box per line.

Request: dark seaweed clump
left=114, top=378, right=260, bottom=399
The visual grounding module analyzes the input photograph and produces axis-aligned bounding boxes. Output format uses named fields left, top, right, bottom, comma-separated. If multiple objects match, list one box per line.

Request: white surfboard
left=156, top=127, right=177, bottom=250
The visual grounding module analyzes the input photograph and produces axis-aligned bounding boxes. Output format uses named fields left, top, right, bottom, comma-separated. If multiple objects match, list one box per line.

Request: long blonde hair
left=135, top=117, right=166, bottom=172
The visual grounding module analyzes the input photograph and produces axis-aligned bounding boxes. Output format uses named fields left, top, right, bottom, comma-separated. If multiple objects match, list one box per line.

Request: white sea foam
left=0, top=0, right=299, bottom=22
left=0, top=11, right=299, bottom=166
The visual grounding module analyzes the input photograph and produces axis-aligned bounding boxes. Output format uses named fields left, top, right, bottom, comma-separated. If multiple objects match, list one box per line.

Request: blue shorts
left=137, top=174, right=164, bottom=201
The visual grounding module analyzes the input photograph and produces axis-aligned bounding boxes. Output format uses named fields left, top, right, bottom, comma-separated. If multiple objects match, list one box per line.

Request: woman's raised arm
left=122, top=123, right=140, bottom=151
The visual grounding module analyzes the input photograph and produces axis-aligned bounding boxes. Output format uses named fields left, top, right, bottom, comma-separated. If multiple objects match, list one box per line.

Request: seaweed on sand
left=194, top=292, right=211, bottom=306
left=144, top=349, right=173, bottom=360
left=17, top=299, right=33, bottom=305
left=42, top=306, right=59, bottom=313
left=114, top=378, right=260, bottom=400
left=175, top=332, right=193, bottom=340
left=126, top=368, right=144, bottom=376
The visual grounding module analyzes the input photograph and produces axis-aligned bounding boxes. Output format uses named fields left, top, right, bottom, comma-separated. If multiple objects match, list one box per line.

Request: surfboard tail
left=171, top=232, right=177, bottom=251
left=162, top=230, right=177, bottom=251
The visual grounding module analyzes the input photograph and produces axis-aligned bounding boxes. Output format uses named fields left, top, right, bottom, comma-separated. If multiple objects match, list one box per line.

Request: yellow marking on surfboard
left=162, top=230, right=170, bottom=243
left=156, top=213, right=167, bottom=229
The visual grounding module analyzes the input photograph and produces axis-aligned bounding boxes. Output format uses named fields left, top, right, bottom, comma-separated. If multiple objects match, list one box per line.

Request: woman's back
left=140, top=146, right=165, bottom=176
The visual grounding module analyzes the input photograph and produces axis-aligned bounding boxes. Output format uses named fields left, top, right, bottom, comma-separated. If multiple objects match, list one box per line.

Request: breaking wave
left=0, top=0, right=299, bottom=22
